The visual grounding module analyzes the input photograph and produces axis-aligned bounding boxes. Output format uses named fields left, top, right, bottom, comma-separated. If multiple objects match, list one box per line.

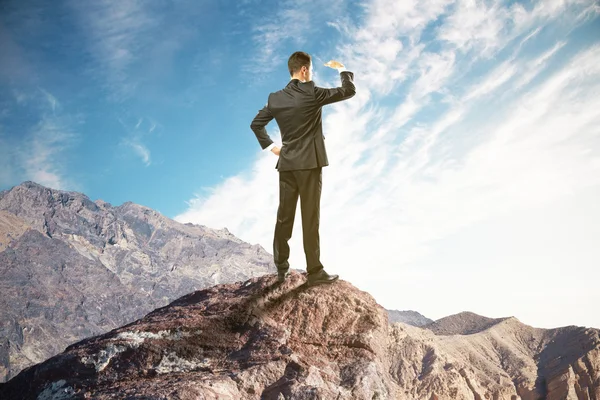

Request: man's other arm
left=314, top=70, right=356, bottom=107
left=250, top=101, right=275, bottom=150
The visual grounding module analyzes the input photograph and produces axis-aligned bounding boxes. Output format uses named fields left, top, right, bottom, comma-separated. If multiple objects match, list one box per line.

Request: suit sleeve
left=250, top=99, right=275, bottom=150
left=314, top=71, right=356, bottom=106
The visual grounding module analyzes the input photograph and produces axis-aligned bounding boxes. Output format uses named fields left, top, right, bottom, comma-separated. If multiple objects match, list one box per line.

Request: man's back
left=251, top=71, right=355, bottom=171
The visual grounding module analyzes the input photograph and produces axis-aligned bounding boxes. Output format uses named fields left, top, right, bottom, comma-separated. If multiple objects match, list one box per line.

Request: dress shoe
left=277, top=270, right=290, bottom=283
left=306, top=269, right=339, bottom=286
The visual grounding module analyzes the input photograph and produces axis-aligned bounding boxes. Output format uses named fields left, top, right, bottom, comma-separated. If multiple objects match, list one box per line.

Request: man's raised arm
left=314, top=61, right=356, bottom=106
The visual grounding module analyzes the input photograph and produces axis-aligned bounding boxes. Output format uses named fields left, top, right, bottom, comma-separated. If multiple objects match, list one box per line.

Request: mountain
left=425, top=311, right=509, bottom=335
left=0, top=181, right=277, bottom=382
left=387, top=309, right=433, bottom=327
left=1, top=272, right=598, bottom=399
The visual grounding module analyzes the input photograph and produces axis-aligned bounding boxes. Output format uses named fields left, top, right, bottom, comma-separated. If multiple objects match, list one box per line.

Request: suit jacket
left=250, top=71, right=356, bottom=171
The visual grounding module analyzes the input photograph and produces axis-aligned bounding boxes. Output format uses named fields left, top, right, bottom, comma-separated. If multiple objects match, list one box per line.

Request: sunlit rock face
left=1, top=272, right=599, bottom=400
left=0, top=181, right=276, bottom=382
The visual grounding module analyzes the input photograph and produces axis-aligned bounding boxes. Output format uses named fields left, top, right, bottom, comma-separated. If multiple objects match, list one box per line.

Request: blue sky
left=1, top=0, right=599, bottom=329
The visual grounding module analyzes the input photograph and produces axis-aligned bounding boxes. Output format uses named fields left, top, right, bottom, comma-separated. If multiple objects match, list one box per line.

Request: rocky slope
left=0, top=181, right=276, bottom=382
left=1, top=272, right=598, bottom=400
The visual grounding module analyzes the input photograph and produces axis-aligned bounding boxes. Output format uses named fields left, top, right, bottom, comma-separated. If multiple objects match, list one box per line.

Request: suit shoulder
left=299, top=80, right=316, bottom=95
left=269, top=88, right=287, bottom=99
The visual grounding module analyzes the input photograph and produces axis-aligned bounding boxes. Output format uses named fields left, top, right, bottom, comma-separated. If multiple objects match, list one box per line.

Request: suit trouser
left=273, top=167, right=323, bottom=275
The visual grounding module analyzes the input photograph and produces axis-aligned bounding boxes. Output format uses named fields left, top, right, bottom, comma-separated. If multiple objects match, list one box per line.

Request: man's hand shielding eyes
left=324, top=60, right=345, bottom=69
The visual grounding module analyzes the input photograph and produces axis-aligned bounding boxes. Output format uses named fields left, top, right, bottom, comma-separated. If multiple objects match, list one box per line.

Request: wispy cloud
left=68, top=0, right=162, bottom=101
left=2, top=89, right=80, bottom=190
left=0, top=19, right=35, bottom=85
left=463, top=61, right=516, bottom=101
left=242, top=0, right=345, bottom=76
left=68, top=0, right=234, bottom=102
left=176, top=0, right=600, bottom=328
left=437, top=0, right=508, bottom=54
left=514, top=40, right=567, bottom=89
left=251, top=13, right=308, bottom=73
left=127, top=141, right=151, bottom=167
left=119, top=116, right=157, bottom=167
left=0, top=134, right=14, bottom=187
left=38, top=88, right=59, bottom=113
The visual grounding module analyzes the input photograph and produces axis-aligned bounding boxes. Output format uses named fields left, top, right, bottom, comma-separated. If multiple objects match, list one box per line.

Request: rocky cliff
left=0, top=181, right=276, bottom=382
left=1, top=272, right=598, bottom=400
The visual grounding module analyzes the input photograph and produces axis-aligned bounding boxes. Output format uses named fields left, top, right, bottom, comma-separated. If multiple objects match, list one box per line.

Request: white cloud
left=118, top=116, right=156, bottom=167
left=24, top=129, right=74, bottom=189
left=68, top=0, right=161, bottom=100
left=437, top=0, right=508, bottom=54
left=0, top=134, right=13, bottom=187
left=244, top=0, right=346, bottom=76
left=38, top=88, right=59, bottom=113
left=177, top=0, right=600, bottom=329
left=463, top=61, right=516, bottom=101
left=0, top=88, right=81, bottom=190
left=12, top=89, right=29, bottom=105
left=413, top=51, right=456, bottom=98
left=18, top=94, right=78, bottom=190
left=514, top=40, right=567, bottom=89
left=128, top=142, right=151, bottom=167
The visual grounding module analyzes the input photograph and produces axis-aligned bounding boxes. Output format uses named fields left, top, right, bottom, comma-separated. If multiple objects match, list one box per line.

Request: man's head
left=288, top=51, right=312, bottom=82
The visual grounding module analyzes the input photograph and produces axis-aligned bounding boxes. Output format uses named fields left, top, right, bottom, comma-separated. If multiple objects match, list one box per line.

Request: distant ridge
left=387, top=309, right=433, bottom=326
left=426, top=311, right=510, bottom=335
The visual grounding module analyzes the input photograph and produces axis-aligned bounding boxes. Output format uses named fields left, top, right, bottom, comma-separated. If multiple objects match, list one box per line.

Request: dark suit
left=251, top=71, right=356, bottom=274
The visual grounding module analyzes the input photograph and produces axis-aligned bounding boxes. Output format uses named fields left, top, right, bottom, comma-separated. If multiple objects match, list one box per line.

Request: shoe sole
left=307, top=276, right=339, bottom=286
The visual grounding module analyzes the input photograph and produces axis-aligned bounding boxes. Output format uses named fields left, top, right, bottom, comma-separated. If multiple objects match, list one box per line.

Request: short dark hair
left=288, top=51, right=311, bottom=77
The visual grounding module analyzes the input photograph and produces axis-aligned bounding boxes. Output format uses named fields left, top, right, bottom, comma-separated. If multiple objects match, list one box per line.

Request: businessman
left=250, top=51, right=356, bottom=285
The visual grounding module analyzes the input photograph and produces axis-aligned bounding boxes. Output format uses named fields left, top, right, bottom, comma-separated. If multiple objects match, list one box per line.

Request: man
left=250, top=51, right=356, bottom=285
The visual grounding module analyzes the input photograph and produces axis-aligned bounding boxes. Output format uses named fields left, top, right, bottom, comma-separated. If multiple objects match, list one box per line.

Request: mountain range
left=1, top=271, right=598, bottom=399
left=0, top=181, right=276, bottom=382
left=0, top=181, right=598, bottom=399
